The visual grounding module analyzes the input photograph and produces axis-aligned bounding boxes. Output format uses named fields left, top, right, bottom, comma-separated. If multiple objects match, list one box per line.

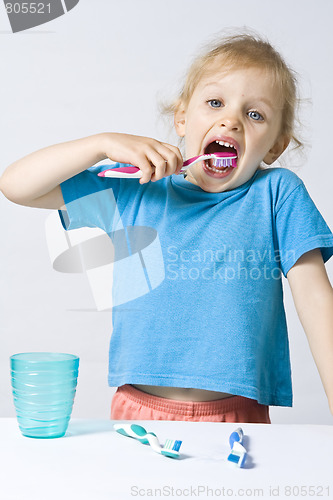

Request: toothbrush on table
left=113, top=423, right=182, bottom=459
left=97, top=152, right=237, bottom=178
left=227, top=427, right=247, bottom=468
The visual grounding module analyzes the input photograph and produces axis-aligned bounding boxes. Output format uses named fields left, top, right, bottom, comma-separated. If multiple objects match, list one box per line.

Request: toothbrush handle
left=229, top=427, right=243, bottom=447
left=114, top=423, right=162, bottom=454
left=98, top=166, right=142, bottom=178
left=182, top=155, right=203, bottom=167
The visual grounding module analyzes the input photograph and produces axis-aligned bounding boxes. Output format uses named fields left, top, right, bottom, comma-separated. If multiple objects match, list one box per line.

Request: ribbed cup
left=10, top=353, right=79, bottom=439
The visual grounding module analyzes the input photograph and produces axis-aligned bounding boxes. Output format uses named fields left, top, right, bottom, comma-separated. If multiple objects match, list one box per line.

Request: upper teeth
left=216, top=140, right=236, bottom=150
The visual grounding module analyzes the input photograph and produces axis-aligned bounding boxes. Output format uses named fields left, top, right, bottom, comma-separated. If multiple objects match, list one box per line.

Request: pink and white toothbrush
left=98, top=165, right=142, bottom=178
left=97, top=152, right=237, bottom=178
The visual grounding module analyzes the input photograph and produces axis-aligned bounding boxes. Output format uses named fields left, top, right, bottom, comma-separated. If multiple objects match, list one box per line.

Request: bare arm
left=0, top=134, right=109, bottom=209
left=0, top=133, right=183, bottom=209
left=287, top=248, right=333, bottom=415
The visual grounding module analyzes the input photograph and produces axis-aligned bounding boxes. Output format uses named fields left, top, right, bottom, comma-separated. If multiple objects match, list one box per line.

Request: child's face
left=175, top=65, right=289, bottom=193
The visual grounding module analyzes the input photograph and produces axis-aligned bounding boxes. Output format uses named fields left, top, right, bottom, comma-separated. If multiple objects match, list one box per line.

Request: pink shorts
left=111, top=385, right=271, bottom=423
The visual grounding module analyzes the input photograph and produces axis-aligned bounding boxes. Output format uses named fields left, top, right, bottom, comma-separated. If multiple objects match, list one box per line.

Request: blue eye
left=248, top=110, right=263, bottom=121
left=208, top=99, right=222, bottom=108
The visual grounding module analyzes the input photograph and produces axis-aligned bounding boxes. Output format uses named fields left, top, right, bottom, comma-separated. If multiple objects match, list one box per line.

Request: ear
left=263, top=134, right=290, bottom=165
left=174, top=100, right=186, bottom=138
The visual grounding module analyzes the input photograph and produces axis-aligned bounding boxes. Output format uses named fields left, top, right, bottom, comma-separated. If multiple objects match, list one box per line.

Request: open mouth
left=203, top=140, right=238, bottom=177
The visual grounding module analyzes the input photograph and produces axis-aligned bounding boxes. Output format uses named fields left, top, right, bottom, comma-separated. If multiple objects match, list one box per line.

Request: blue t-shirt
left=59, top=166, right=333, bottom=406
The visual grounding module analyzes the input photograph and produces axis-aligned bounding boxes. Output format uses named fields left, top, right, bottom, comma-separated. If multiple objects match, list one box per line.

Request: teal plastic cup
left=10, top=352, right=79, bottom=439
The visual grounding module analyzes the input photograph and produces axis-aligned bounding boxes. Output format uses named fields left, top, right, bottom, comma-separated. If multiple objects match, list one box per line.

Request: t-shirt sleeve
left=275, top=181, right=333, bottom=277
left=58, top=164, right=122, bottom=233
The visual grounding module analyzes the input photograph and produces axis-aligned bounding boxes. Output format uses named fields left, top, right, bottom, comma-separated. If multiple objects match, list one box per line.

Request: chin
left=201, top=181, right=231, bottom=193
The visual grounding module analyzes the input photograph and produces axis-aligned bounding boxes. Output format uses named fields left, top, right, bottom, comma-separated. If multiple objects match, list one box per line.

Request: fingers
left=139, top=142, right=183, bottom=184
left=104, top=134, right=183, bottom=185
left=137, top=155, right=158, bottom=184
left=161, top=143, right=184, bottom=175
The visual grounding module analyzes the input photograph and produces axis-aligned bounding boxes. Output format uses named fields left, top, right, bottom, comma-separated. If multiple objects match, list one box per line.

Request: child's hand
left=101, top=133, right=183, bottom=184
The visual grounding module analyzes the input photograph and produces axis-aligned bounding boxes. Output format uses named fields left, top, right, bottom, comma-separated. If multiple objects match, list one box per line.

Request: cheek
left=250, top=127, right=274, bottom=149
left=185, top=117, right=202, bottom=141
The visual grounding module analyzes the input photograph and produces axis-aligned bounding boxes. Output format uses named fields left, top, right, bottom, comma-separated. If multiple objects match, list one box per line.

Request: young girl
left=1, top=32, right=333, bottom=424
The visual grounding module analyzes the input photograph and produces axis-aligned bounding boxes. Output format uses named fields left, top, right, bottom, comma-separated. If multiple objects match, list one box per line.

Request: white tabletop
left=1, top=418, right=332, bottom=500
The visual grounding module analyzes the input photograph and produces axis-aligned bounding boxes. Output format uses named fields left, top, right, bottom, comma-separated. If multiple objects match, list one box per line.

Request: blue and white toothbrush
left=227, top=427, right=247, bottom=468
left=113, top=423, right=182, bottom=459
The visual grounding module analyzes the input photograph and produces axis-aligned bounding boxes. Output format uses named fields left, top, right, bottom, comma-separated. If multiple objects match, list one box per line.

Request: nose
left=218, top=109, right=242, bottom=131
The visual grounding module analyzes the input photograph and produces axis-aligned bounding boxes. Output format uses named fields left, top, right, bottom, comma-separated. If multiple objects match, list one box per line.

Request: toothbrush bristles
left=163, top=439, right=182, bottom=451
left=173, top=440, right=182, bottom=452
left=161, top=439, right=183, bottom=458
left=214, top=158, right=232, bottom=168
left=161, top=439, right=182, bottom=458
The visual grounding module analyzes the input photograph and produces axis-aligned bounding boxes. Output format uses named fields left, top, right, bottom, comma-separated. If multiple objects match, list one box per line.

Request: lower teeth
left=205, top=161, right=229, bottom=173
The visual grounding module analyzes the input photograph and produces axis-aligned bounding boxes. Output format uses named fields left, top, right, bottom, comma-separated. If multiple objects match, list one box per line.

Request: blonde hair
left=163, top=30, right=303, bottom=152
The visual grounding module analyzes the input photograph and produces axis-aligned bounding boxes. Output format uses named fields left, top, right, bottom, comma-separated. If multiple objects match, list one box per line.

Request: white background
left=0, top=0, right=332, bottom=424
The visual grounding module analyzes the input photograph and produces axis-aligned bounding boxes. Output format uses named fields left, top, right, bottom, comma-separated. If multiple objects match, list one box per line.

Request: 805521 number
left=284, top=485, right=330, bottom=497
left=5, top=3, right=51, bottom=14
